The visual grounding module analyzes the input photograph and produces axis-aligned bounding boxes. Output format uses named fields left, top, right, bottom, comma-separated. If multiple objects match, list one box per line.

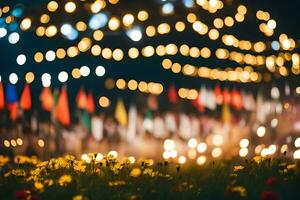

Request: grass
left=0, top=154, right=300, bottom=200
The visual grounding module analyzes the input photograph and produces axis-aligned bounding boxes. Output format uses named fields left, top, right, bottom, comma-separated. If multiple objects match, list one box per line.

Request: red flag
left=231, top=89, right=243, bottom=110
left=76, top=87, right=87, bottom=109
left=168, top=85, right=177, bottom=104
left=214, top=85, right=223, bottom=105
left=192, top=91, right=205, bottom=112
left=55, top=86, right=70, bottom=126
left=147, top=94, right=158, bottom=110
left=223, top=88, right=231, bottom=105
left=0, top=82, right=4, bottom=109
left=87, top=91, right=95, bottom=114
left=40, top=87, right=54, bottom=112
left=8, top=103, right=18, bottom=121
left=20, top=84, right=32, bottom=110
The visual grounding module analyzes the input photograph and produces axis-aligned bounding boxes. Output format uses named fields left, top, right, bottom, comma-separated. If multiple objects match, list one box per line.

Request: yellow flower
left=74, top=161, right=86, bottom=172
left=58, top=174, right=72, bottom=186
left=130, top=168, right=141, bottom=177
left=253, top=156, right=262, bottom=164
left=73, top=195, right=85, bottom=200
left=287, top=164, right=296, bottom=170
left=231, top=186, right=247, bottom=197
left=34, top=182, right=44, bottom=191
left=108, top=180, right=126, bottom=187
left=233, top=165, right=244, bottom=172
left=0, top=155, right=10, bottom=167
left=45, top=179, right=54, bottom=186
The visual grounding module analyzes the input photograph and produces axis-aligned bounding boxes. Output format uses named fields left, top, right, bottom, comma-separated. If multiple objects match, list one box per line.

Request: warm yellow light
left=67, top=46, right=79, bottom=57
left=64, top=2, right=76, bottom=13
left=20, top=18, right=32, bottom=31
left=257, top=126, right=266, bottom=137
left=208, top=29, right=219, bottom=40
left=128, top=47, right=139, bottom=59
left=180, top=44, right=190, bottom=56
left=36, top=26, right=46, bottom=37
left=56, top=48, right=66, bottom=59
left=40, top=14, right=50, bottom=24
left=213, top=18, right=224, bottom=29
left=112, top=48, right=124, bottom=61
left=102, top=48, right=112, bottom=59
left=76, top=21, right=87, bottom=31
left=108, top=17, right=120, bottom=31
left=196, top=156, right=206, bottom=165
left=212, top=134, right=223, bottom=146
left=157, top=23, right=170, bottom=34
left=197, top=143, right=207, bottom=153
left=224, top=17, right=234, bottom=27
left=187, top=13, right=197, bottom=23
left=146, top=25, right=156, bottom=37
left=122, top=13, right=134, bottom=26
left=201, top=47, right=211, bottom=58
left=175, top=21, right=185, bottom=32
left=25, top=72, right=35, bottom=83
left=91, top=45, right=101, bottom=56
left=99, top=96, right=110, bottom=108
left=72, top=68, right=81, bottom=79
left=78, top=37, right=92, bottom=52
left=47, top=1, right=58, bottom=12
left=137, top=10, right=149, bottom=21
left=142, top=46, right=155, bottom=57
left=162, top=58, right=172, bottom=69
left=34, top=52, right=44, bottom=63
left=212, top=147, right=222, bottom=158
left=45, top=25, right=57, bottom=37
left=171, top=63, right=181, bottom=73
left=128, top=80, right=138, bottom=90
left=116, top=79, right=126, bottom=89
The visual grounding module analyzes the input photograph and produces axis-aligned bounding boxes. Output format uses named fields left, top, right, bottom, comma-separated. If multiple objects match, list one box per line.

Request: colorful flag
left=81, top=110, right=91, bottom=132
left=76, top=87, right=87, bottom=109
left=168, top=84, right=177, bottom=104
left=231, top=89, right=243, bottom=110
left=87, top=91, right=95, bottom=114
left=40, top=87, right=54, bottom=112
left=147, top=94, right=158, bottom=110
left=127, top=105, right=137, bottom=141
left=20, top=84, right=32, bottom=110
left=223, top=88, right=231, bottom=105
left=0, top=81, right=4, bottom=109
left=114, top=98, right=127, bottom=126
left=6, top=83, right=18, bottom=121
left=55, top=86, right=70, bottom=126
left=192, top=89, right=204, bottom=112
left=222, top=103, right=231, bottom=124
left=214, top=85, right=223, bottom=105
left=92, top=115, right=103, bottom=141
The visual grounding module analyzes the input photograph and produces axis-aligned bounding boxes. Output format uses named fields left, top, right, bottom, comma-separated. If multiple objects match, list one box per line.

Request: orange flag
left=20, top=84, right=32, bottom=110
left=8, top=103, right=18, bottom=121
left=0, top=82, right=4, bottom=109
left=40, top=87, right=54, bottom=112
left=87, top=91, right=95, bottom=114
left=55, top=86, right=70, bottom=126
left=76, top=87, right=87, bottom=109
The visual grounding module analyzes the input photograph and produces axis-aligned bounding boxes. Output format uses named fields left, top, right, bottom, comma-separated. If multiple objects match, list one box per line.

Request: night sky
left=0, top=0, right=299, bottom=110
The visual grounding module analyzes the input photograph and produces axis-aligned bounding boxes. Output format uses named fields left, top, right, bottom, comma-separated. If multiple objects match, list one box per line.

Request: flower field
left=0, top=154, right=300, bottom=200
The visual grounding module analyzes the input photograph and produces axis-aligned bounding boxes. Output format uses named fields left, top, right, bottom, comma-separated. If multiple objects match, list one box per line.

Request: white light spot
left=45, top=50, right=56, bottom=61
left=8, top=32, right=20, bottom=44
left=16, top=54, right=26, bottom=65
left=58, top=71, right=68, bottom=83
left=9, top=73, right=18, bottom=84
left=95, top=65, right=105, bottom=77
left=80, top=66, right=90, bottom=77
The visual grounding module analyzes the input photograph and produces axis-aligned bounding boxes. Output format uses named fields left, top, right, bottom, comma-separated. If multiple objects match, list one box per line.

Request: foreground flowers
left=0, top=154, right=299, bottom=199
